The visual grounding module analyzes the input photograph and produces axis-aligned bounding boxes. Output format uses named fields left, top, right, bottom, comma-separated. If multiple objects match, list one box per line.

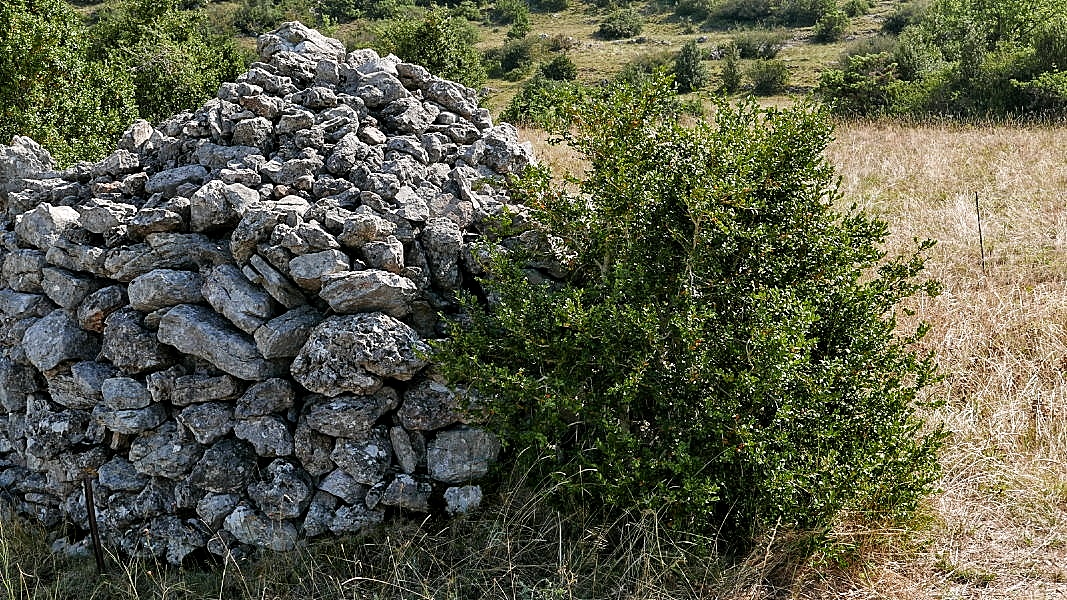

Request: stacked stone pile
left=0, top=22, right=540, bottom=562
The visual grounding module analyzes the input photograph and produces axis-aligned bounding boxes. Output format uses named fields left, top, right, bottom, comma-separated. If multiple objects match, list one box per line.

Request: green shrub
left=731, top=28, right=789, bottom=58
left=674, top=39, right=708, bottom=93
left=485, top=36, right=540, bottom=80
left=674, top=0, right=715, bottom=21
left=747, top=58, right=789, bottom=94
left=813, top=8, right=849, bottom=42
left=377, top=8, right=487, bottom=87
left=776, top=0, right=833, bottom=26
left=842, top=0, right=869, bottom=17
left=500, top=73, right=586, bottom=128
left=615, top=50, right=674, bottom=84
left=1031, top=14, right=1067, bottom=71
left=597, top=9, right=644, bottom=39
left=451, top=0, right=484, bottom=21
left=720, top=42, right=742, bottom=92
left=817, top=52, right=899, bottom=114
left=535, top=0, right=570, bottom=11
left=710, top=0, right=774, bottom=24
left=437, top=74, right=944, bottom=541
left=540, top=53, right=578, bottom=80
left=839, top=34, right=899, bottom=66
left=881, top=0, right=926, bottom=35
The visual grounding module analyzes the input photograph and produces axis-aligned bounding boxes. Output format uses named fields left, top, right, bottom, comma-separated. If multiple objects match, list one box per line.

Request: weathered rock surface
left=0, top=21, right=534, bottom=563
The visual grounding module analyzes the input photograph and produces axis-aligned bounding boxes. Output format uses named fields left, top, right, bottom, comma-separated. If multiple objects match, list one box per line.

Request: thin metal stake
left=975, top=191, right=987, bottom=274
left=83, top=474, right=105, bottom=574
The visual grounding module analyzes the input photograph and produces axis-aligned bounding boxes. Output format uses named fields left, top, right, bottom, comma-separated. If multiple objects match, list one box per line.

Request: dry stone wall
left=0, top=22, right=538, bottom=562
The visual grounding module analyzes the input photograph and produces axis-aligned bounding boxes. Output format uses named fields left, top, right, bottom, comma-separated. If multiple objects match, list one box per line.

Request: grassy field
left=3, top=120, right=1066, bottom=599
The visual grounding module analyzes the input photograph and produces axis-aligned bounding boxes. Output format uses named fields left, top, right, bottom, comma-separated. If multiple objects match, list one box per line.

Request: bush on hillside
left=0, top=0, right=246, bottom=165
left=436, top=74, right=944, bottom=542
left=731, top=28, right=789, bottom=59
left=747, top=58, right=789, bottom=94
left=820, top=0, right=1067, bottom=117
left=377, top=8, right=487, bottom=87
left=485, top=37, right=541, bottom=80
left=710, top=0, right=775, bottom=24
left=720, top=42, right=742, bottom=92
left=597, top=9, right=644, bottom=39
left=540, top=53, right=579, bottom=80
left=500, top=73, right=586, bottom=129
left=674, top=39, right=708, bottom=93
left=813, top=8, right=850, bottom=42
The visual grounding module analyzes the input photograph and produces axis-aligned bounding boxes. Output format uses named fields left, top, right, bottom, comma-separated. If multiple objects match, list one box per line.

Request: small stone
left=234, top=415, right=293, bottom=458
left=399, top=379, right=464, bottom=431
left=318, top=270, right=417, bottom=318
left=128, top=422, right=203, bottom=479
left=290, top=313, right=429, bottom=396
left=330, top=428, right=391, bottom=486
left=380, top=474, right=431, bottom=512
left=288, top=249, right=349, bottom=291
left=176, top=402, right=234, bottom=445
left=188, top=438, right=257, bottom=493
left=318, top=469, right=367, bottom=504
left=201, top=264, right=275, bottom=334
left=234, top=378, right=294, bottom=418
left=157, top=304, right=281, bottom=381
left=196, top=493, right=240, bottom=529
left=305, top=388, right=398, bottom=438
left=253, top=305, right=321, bottom=359
left=224, top=504, right=298, bottom=551
left=426, top=428, right=500, bottom=484
left=293, top=419, right=335, bottom=477
left=97, top=457, right=150, bottom=492
left=127, top=269, right=204, bottom=312
left=24, top=309, right=100, bottom=372
left=444, top=485, right=483, bottom=515
left=95, top=403, right=168, bottom=435
left=389, top=426, right=423, bottom=474
left=247, top=459, right=313, bottom=520
left=100, top=307, right=176, bottom=375
left=101, top=377, right=151, bottom=410
left=76, top=285, right=126, bottom=332
left=328, top=504, right=384, bottom=535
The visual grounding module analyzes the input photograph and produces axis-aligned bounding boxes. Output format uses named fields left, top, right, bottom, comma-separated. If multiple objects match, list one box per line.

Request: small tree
left=720, top=42, right=742, bottom=92
left=748, top=58, right=789, bottom=94
left=597, top=9, right=644, bottom=39
left=541, top=54, right=579, bottom=80
left=436, top=74, right=944, bottom=542
left=674, top=39, right=708, bottom=93
left=377, top=8, right=487, bottom=88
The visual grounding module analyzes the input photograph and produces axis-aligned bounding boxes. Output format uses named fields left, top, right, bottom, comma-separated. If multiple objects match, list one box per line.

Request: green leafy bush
left=437, top=74, right=944, bottom=541
left=813, top=8, right=849, bottom=42
left=881, top=0, right=926, bottom=34
left=377, top=8, right=487, bottom=87
left=776, top=0, right=834, bottom=26
left=540, top=53, right=578, bottom=80
left=616, top=50, right=674, bottom=84
left=535, top=0, right=570, bottom=11
left=720, top=42, right=742, bottom=92
left=710, top=0, right=774, bottom=24
left=674, top=39, right=708, bottom=93
left=731, top=28, right=789, bottom=59
left=674, top=0, right=715, bottom=21
left=500, top=73, right=586, bottom=128
left=842, top=0, right=870, bottom=17
left=747, top=58, right=789, bottom=94
left=0, top=0, right=246, bottom=165
left=597, top=9, right=644, bottom=39
left=485, top=37, right=540, bottom=80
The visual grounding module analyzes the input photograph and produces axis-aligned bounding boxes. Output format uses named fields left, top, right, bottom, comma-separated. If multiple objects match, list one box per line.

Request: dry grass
left=808, top=121, right=1067, bottom=598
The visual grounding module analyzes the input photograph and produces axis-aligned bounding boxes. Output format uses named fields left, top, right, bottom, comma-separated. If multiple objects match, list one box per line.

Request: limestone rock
left=290, top=313, right=429, bottom=396
left=157, top=304, right=281, bottom=381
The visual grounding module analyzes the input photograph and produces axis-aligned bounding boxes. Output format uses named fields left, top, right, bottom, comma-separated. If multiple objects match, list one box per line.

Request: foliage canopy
left=436, top=75, right=945, bottom=542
